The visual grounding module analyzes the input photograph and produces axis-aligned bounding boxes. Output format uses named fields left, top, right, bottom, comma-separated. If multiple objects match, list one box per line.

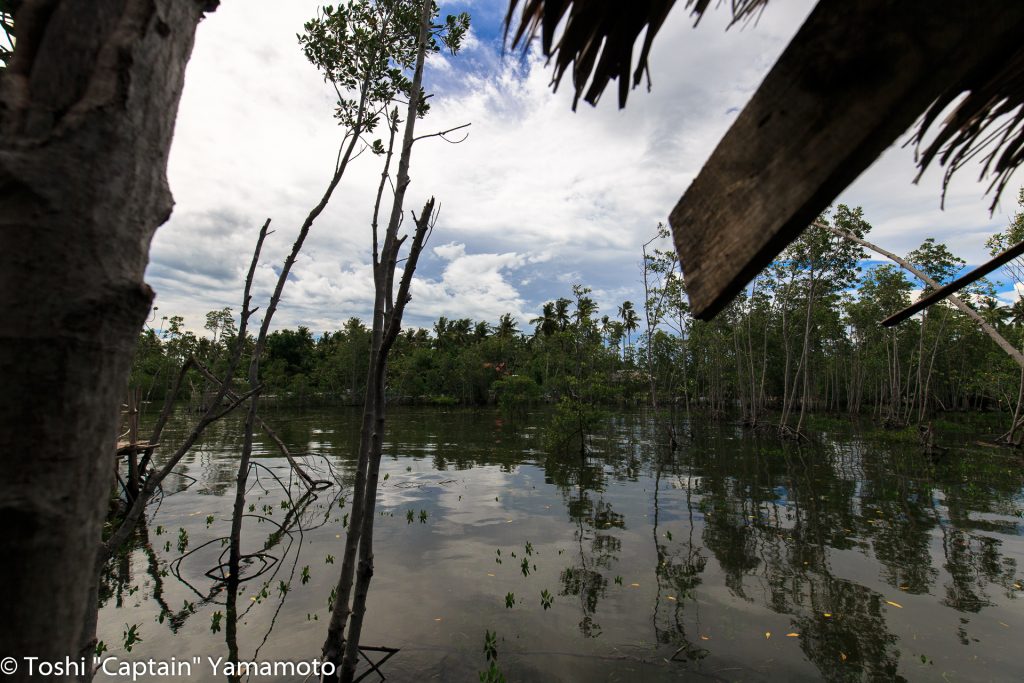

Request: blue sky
left=146, top=0, right=1024, bottom=335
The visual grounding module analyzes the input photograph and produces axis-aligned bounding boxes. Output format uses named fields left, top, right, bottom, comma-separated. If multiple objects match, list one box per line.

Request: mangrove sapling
left=304, top=2, right=455, bottom=664
left=311, top=2, right=470, bottom=679
left=339, top=200, right=437, bottom=680
left=150, top=0, right=441, bottom=670
left=221, top=22, right=398, bottom=660
left=641, top=224, right=677, bottom=418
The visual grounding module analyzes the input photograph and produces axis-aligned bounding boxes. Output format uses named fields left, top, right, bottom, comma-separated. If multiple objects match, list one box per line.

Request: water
left=100, top=407, right=1024, bottom=681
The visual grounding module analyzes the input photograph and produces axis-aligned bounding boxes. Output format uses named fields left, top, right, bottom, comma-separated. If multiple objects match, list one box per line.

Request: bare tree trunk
left=0, top=1, right=215, bottom=674
left=324, top=4, right=441, bottom=679
left=918, top=308, right=949, bottom=423
left=795, top=275, right=816, bottom=435
left=778, top=285, right=794, bottom=428
left=1002, top=366, right=1024, bottom=444
left=641, top=233, right=672, bottom=411
left=745, top=280, right=759, bottom=424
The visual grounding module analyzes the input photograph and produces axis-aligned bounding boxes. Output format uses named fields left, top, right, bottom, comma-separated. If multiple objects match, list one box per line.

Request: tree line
left=130, top=194, right=1024, bottom=443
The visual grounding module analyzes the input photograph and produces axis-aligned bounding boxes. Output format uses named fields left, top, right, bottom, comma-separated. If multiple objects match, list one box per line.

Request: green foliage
left=493, top=374, right=541, bottom=418
left=128, top=199, right=1024, bottom=427
left=122, top=623, right=142, bottom=653
left=479, top=630, right=505, bottom=683
left=908, top=237, right=965, bottom=287
left=299, top=1, right=470, bottom=128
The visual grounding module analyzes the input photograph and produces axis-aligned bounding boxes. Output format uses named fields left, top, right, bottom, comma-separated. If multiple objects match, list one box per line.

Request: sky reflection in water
left=100, top=407, right=1024, bottom=681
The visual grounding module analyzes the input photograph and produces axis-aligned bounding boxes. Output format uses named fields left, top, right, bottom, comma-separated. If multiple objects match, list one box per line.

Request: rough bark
left=0, top=0, right=214, bottom=674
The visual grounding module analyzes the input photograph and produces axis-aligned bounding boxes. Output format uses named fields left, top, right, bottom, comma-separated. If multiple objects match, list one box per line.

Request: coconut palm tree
left=979, top=297, right=1010, bottom=328
left=554, top=297, right=572, bottom=331
left=530, top=302, right=558, bottom=338
left=1010, top=298, right=1024, bottom=328
left=497, top=313, right=519, bottom=338
left=618, top=300, right=640, bottom=358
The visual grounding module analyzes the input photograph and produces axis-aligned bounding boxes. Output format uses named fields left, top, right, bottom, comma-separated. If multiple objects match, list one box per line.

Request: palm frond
left=912, top=45, right=1024, bottom=213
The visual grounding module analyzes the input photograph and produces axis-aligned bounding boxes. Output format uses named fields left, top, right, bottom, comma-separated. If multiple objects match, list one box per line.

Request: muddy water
left=98, top=407, right=1024, bottom=681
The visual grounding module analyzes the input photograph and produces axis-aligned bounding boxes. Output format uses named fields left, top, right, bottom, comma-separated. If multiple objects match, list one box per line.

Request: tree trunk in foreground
left=0, top=0, right=214, bottom=675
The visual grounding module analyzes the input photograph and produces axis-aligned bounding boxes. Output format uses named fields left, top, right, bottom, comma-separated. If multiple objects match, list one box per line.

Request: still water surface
left=100, top=407, right=1024, bottom=681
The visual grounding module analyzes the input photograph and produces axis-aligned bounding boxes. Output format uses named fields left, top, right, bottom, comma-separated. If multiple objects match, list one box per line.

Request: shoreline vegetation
left=130, top=199, right=1024, bottom=449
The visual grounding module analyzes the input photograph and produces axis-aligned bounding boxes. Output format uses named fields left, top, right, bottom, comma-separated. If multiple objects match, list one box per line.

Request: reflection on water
left=99, top=408, right=1024, bottom=681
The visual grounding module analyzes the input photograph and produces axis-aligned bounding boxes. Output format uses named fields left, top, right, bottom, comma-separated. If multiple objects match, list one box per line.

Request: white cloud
left=433, top=242, right=467, bottom=261
left=148, top=0, right=1024, bottom=338
left=408, top=247, right=532, bottom=324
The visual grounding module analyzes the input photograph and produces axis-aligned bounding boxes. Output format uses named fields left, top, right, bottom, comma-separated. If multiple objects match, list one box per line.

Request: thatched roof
left=506, top=0, right=1024, bottom=320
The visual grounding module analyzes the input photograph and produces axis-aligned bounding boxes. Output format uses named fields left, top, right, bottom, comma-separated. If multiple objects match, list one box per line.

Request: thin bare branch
left=191, top=359, right=333, bottom=491
left=412, top=121, right=471, bottom=144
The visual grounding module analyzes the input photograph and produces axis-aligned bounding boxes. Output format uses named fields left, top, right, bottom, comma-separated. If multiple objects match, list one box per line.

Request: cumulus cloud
left=408, top=245, right=533, bottom=325
left=149, top=0, right=1023, bottom=335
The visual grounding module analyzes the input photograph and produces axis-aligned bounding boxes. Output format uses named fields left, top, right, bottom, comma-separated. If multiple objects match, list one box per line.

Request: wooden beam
left=669, top=0, right=1024, bottom=320
left=881, top=239, right=1024, bottom=327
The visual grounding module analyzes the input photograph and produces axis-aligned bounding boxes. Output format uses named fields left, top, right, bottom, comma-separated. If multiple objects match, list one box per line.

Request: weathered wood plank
left=669, top=0, right=1024, bottom=320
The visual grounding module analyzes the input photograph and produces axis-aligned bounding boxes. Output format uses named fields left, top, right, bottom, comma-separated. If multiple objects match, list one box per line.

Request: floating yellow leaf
left=699, top=635, right=710, bottom=641
left=786, top=633, right=800, bottom=638
left=631, top=583, right=640, bottom=587
left=764, top=632, right=771, bottom=639
left=823, top=613, right=832, bottom=618
left=885, top=600, right=903, bottom=608
left=667, top=596, right=677, bottom=601
left=486, top=573, right=495, bottom=577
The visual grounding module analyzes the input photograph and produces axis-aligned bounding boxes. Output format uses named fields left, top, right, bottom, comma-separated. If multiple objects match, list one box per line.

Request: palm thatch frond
left=504, top=0, right=767, bottom=109
left=912, top=46, right=1024, bottom=213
